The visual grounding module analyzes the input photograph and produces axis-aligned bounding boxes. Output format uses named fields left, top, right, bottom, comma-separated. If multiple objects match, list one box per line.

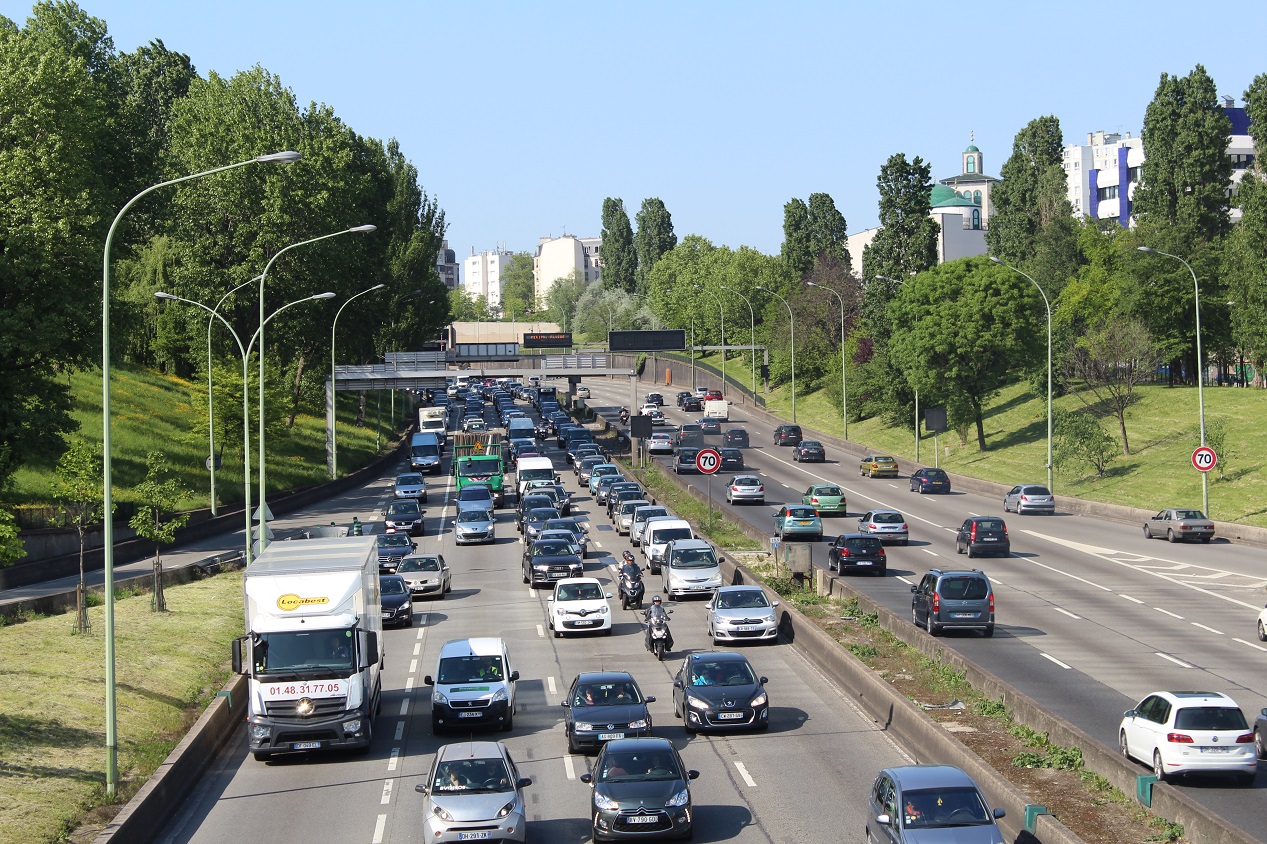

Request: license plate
left=981, top=537, right=997, bottom=541
left=549, top=572, right=566, bottom=578
left=458, top=712, right=483, bottom=718
left=598, top=732, right=625, bottom=740
left=796, top=520, right=812, bottom=525
left=736, top=625, right=757, bottom=631
left=573, top=619, right=596, bottom=626
left=953, top=613, right=976, bottom=619
left=292, top=741, right=321, bottom=750
left=458, top=833, right=492, bottom=840
left=856, top=561, right=872, bottom=566
left=1200, top=746, right=1232, bottom=753
left=717, top=712, right=744, bottom=720
left=627, top=815, right=658, bottom=824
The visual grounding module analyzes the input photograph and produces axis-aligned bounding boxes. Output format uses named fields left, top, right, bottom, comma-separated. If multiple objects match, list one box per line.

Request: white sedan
left=547, top=577, right=612, bottom=637
left=647, top=432, right=675, bottom=454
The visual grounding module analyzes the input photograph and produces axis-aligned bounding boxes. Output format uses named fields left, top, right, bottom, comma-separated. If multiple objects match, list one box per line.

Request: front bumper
left=710, top=619, right=778, bottom=642
left=382, top=602, right=413, bottom=626
left=682, top=698, right=768, bottom=731
left=555, top=613, right=611, bottom=633
left=528, top=565, right=583, bottom=586
left=456, top=528, right=494, bottom=545
left=569, top=722, right=652, bottom=750
left=248, top=699, right=371, bottom=756
left=404, top=577, right=445, bottom=596
left=594, top=806, right=691, bottom=840
left=432, top=698, right=511, bottom=730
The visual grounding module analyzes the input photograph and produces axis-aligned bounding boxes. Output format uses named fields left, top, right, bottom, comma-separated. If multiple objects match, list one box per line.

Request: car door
left=956, top=519, right=972, bottom=551
left=1005, top=486, right=1020, bottom=510
left=858, top=512, right=874, bottom=534
left=1124, top=695, right=1158, bottom=759
left=911, top=574, right=933, bottom=623
left=869, top=774, right=898, bottom=842
left=671, top=657, right=690, bottom=712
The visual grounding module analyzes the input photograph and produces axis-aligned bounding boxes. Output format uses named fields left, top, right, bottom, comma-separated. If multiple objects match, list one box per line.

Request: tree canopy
left=633, top=198, right=676, bottom=295
left=599, top=198, right=636, bottom=293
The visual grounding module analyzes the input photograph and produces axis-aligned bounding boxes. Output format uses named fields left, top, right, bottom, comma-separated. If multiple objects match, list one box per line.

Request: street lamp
left=990, top=257, right=1053, bottom=493
left=256, top=224, right=376, bottom=549
left=719, top=285, right=756, bottom=392
left=694, top=285, right=726, bottom=392
left=99, top=148, right=299, bottom=798
left=331, top=283, right=386, bottom=478
left=206, top=274, right=264, bottom=516
left=806, top=281, right=848, bottom=441
left=756, top=286, right=796, bottom=422
left=1138, top=246, right=1209, bottom=515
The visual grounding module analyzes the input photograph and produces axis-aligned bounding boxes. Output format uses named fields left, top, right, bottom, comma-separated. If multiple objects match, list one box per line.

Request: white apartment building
left=533, top=234, right=601, bottom=304
left=463, top=247, right=515, bottom=309
left=1063, top=97, right=1256, bottom=227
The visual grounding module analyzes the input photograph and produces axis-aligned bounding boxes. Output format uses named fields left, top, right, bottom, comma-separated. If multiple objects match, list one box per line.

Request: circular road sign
left=1192, top=446, right=1217, bottom=473
left=696, top=447, right=722, bottom=475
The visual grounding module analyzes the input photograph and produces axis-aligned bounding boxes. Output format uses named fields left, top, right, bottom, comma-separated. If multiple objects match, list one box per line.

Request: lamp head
left=1137, top=246, right=1156, bottom=254
left=805, top=281, right=819, bottom=288
left=256, top=151, right=302, bottom=164
left=154, top=291, right=176, bottom=300
left=370, top=283, right=387, bottom=291
left=988, top=256, right=1004, bottom=265
left=313, top=292, right=337, bottom=300
left=349, top=224, right=377, bottom=234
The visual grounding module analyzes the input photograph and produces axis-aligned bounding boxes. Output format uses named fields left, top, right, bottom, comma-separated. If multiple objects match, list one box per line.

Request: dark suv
left=827, top=534, right=887, bottom=576
left=911, top=569, right=994, bottom=636
left=773, top=425, right=803, bottom=446
left=955, top=516, right=1009, bottom=558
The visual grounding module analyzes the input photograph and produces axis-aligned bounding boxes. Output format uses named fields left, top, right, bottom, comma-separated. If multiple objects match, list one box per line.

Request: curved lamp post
left=989, top=258, right=1053, bottom=493
left=806, top=281, right=848, bottom=441
left=256, top=225, right=376, bottom=548
left=206, top=274, right=264, bottom=515
left=331, top=283, right=386, bottom=478
left=756, top=286, right=796, bottom=422
left=719, top=285, right=756, bottom=392
left=1139, top=246, right=1208, bottom=515
left=694, top=285, right=726, bottom=392
left=100, top=149, right=300, bottom=798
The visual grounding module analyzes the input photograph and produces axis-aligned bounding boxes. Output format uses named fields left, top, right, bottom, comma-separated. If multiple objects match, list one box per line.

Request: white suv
left=547, top=578, right=612, bottom=637
left=1119, top=690, right=1257, bottom=784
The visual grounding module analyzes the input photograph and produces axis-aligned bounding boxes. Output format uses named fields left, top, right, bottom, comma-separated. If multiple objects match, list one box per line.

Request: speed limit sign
left=695, top=448, right=722, bottom=475
left=1192, top=446, right=1217, bottom=473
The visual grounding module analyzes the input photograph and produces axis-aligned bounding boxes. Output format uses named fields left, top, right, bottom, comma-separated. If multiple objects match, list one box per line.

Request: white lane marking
left=536, top=624, right=545, bottom=638
left=1154, top=607, right=1184, bottom=619
left=735, top=761, right=757, bottom=787
left=989, top=576, right=1004, bottom=586
left=547, top=676, right=557, bottom=695
left=387, top=747, right=401, bottom=771
left=409, top=659, right=418, bottom=674
left=413, top=643, right=421, bottom=656
left=405, top=677, right=415, bottom=691
left=1120, top=594, right=1145, bottom=604
left=398, top=700, right=409, bottom=717
left=1040, top=653, right=1073, bottom=670
left=921, top=548, right=939, bottom=556
left=1054, top=607, right=1081, bottom=620
left=896, top=576, right=913, bottom=586
left=1155, top=652, right=1194, bottom=668
left=1020, top=556, right=1113, bottom=592
left=416, top=627, right=425, bottom=639
left=372, top=813, right=387, bottom=844
left=1192, top=622, right=1224, bottom=635
left=394, top=720, right=405, bottom=740
left=563, top=755, right=576, bottom=780
left=1233, top=638, right=1267, bottom=652
left=380, top=779, right=394, bottom=805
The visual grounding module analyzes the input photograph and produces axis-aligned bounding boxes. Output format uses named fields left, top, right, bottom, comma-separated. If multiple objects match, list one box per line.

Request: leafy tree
left=986, top=116, right=1067, bottom=264
left=545, top=270, right=589, bottom=332
left=1134, top=65, right=1233, bottom=242
left=128, top=451, right=191, bottom=612
left=499, top=253, right=536, bottom=318
left=807, top=192, right=850, bottom=273
left=889, top=258, right=1042, bottom=450
left=0, top=509, right=24, bottom=568
left=633, top=198, right=676, bottom=295
left=862, top=153, right=940, bottom=284
left=1063, top=317, right=1155, bottom=454
left=1224, top=74, right=1267, bottom=384
left=599, top=198, right=637, bottom=293
left=1054, top=409, right=1117, bottom=479
left=780, top=198, right=813, bottom=274
left=54, top=442, right=106, bottom=632
left=572, top=284, right=654, bottom=341
left=448, top=288, right=494, bottom=323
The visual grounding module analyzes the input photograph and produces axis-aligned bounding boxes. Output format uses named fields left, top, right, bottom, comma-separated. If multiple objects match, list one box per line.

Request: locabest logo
left=276, top=593, right=330, bottom=612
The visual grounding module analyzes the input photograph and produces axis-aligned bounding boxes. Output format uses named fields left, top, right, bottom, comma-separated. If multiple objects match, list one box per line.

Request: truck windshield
left=460, top=459, right=501, bottom=477
left=253, top=629, right=355, bottom=675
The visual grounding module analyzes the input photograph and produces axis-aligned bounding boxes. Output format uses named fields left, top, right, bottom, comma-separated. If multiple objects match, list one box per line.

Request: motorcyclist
left=642, top=595, right=674, bottom=652
left=619, top=407, right=630, bottom=424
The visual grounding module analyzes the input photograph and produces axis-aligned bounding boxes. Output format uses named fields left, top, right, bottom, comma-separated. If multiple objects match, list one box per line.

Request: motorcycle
left=619, top=407, right=629, bottom=425
left=644, top=608, right=674, bottom=661
left=618, top=554, right=645, bottom=610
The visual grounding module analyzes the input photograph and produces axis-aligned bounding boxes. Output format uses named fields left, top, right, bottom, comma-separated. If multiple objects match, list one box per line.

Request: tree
left=499, top=253, right=536, bottom=318
left=1063, top=317, right=1155, bottom=455
left=0, top=509, right=24, bottom=568
left=1134, top=65, right=1233, bottom=242
left=862, top=153, right=940, bottom=284
left=54, top=442, right=106, bottom=632
left=807, top=192, right=850, bottom=273
left=599, top=198, right=636, bottom=293
left=545, top=270, right=589, bottom=332
left=448, top=288, right=494, bottom=323
left=128, top=451, right=191, bottom=612
left=1054, top=410, right=1117, bottom=479
left=780, top=198, right=813, bottom=274
left=633, top=198, right=676, bottom=295
left=889, top=258, right=1043, bottom=450
left=986, top=116, right=1067, bottom=264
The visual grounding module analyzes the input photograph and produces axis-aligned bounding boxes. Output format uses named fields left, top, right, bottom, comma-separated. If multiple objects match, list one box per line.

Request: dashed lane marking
left=1054, top=607, right=1081, bottom=620
left=1120, top=594, right=1145, bottom=604
left=398, top=700, right=409, bottom=717
left=735, top=761, right=757, bottom=787
left=372, top=813, right=387, bottom=844
left=387, top=747, right=401, bottom=772
left=394, top=720, right=405, bottom=740
left=563, top=755, right=576, bottom=780
left=1155, top=652, right=1194, bottom=668
left=1040, top=653, right=1073, bottom=670
left=1154, top=607, right=1184, bottom=619
left=536, top=624, right=545, bottom=638
left=547, top=676, right=557, bottom=695
left=409, top=659, right=418, bottom=674
left=896, top=576, right=913, bottom=586
left=1191, top=622, right=1224, bottom=636
left=1233, top=638, right=1267, bottom=652
left=380, top=779, right=394, bottom=805
left=405, top=677, right=414, bottom=691
left=921, top=548, right=938, bottom=556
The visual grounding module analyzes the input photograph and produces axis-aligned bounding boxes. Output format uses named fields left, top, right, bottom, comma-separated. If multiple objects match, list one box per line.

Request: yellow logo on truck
left=276, top=594, right=329, bottom=611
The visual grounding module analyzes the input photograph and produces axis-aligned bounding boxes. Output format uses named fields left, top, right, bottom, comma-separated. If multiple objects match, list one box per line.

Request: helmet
left=651, top=595, right=662, bottom=603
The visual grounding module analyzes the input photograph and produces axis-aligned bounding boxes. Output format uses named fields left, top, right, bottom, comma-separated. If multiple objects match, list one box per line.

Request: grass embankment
left=6, top=364, right=405, bottom=513
left=617, top=458, right=761, bottom=551
left=689, top=351, right=1267, bottom=527
left=0, top=572, right=244, bottom=844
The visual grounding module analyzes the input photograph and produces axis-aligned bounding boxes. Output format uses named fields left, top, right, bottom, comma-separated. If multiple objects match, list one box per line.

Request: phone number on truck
left=266, top=681, right=345, bottom=697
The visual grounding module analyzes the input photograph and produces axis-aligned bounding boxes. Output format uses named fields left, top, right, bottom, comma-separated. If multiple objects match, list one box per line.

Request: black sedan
left=580, top=737, right=698, bottom=841
left=379, top=574, right=413, bottom=628
left=376, top=533, right=416, bottom=573
left=681, top=396, right=703, bottom=412
left=909, top=467, right=952, bottom=494
left=673, top=448, right=700, bottom=474
left=719, top=447, right=744, bottom=470
left=696, top=418, right=722, bottom=435
left=523, top=507, right=561, bottom=542
left=561, top=672, right=655, bottom=753
left=674, top=391, right=693, bottom=407
left=671, top=651, right=769, bottom=733
left=644, top=392, right=665, bottom=406
left=792, top=440, right=826, bottom=462
left=522, top=539, right=584, bottom=587
left=723, top=428, right=749, bottom=448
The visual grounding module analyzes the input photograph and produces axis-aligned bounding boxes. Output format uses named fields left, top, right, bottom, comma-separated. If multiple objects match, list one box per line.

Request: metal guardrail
left=541, top=354, right=609, bottom=369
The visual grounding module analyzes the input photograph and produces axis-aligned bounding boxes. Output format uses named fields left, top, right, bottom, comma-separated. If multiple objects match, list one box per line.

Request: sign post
left=696, top=447, right=721, bottom=533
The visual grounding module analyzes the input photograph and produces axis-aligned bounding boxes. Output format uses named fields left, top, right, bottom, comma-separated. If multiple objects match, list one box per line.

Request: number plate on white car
left=458, top=833, right=492, bottom=840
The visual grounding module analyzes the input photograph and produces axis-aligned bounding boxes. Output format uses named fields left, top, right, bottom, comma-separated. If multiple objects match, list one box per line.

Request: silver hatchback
left=415, top=741, right=531, bottom=843
left=706, top=585, right=779, bottom=645
left=857, top=510, right=909, bottom=545
left=1003, top=484, right=1054, bottom=515
left=725, top=475, right=765, bottom=505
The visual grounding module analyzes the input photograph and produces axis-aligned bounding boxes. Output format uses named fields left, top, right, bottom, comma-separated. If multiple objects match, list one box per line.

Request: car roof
left=715, top=585, right=764, bottom=595
left=603, top=736, right=676, bottom=753
left=884, top=765, right=979, bottom=790
left=865, top=509, right=902, bottom=516
left=575, top=670, right=638, bottom=684
left=555, top=577, right=602, bottom=586
left=689, top=650, right=751, bottom=666
left=668, top=538, right=712, bottom=550
left=435, top=740, right=509, bottom=762
left=732, top=474, right=761, bottom=482
left=927, top=568, right=990, bottom=581
left=1150, top=690, right=1239, bottom=706
left=438, top=637, right=506, bottom=658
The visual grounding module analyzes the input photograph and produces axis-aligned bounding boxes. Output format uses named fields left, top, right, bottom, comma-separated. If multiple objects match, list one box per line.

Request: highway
left=581, top=377, right=1267, bottom=839
left=154, top=395, right=913, bottom=843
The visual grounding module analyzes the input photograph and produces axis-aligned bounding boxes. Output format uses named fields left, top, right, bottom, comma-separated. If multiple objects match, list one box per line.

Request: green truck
left=454, top=451, right=506, bottom=506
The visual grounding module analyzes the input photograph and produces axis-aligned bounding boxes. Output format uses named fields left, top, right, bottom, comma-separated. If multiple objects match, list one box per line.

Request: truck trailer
left=233, top=536, right=383, bottom=761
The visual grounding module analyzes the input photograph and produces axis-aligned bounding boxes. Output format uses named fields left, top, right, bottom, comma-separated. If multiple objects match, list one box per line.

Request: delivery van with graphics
left=425, top=637, right=519, bottom=733
left=232, top=536, right=383, bottom=761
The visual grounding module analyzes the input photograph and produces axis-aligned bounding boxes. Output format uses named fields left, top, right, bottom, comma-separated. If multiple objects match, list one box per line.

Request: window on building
left=971, top=209, right=981, bottom=230
left=966, top=157, right=976, bottom=173
left=1128, top=166, right=1143, bottom=183
left=1097, top=185, right=1119, bottom=201
left=973, top=190, right=981, bottom=205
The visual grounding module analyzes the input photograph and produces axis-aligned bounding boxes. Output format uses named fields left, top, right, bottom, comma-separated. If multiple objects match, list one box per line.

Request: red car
left=704, top=389, right=723, bottom=400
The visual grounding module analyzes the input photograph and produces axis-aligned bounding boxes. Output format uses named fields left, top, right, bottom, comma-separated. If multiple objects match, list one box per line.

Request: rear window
left=871, top=512, right=904, bottom=524
left=845, top=537, right=882, bottom=551
left=924, top=469, right=947, bottom=479
left=786, top=507, right=817, bottom=518
left=974, top=519, right=1005, bottom=531
left=939, top=576, right=990, bottom=600
left=1024, top=486, right=1052, bottom=496
left=1173, top=706, right=1248, bottom=731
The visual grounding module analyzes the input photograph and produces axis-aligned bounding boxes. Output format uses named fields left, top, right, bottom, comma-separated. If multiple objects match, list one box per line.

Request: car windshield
left=871, top=512, right=904, bottom=524
left=519, top=468, right=556, bottom=482
left=1174, top=510, right=1206, bottom=520
left=1174, top=706, right=1248, bottom=730
left=432, top=757, right=513, bottom=794
left=457, top=510, right=491, bottom=524
left=692, top=660, right=756, bottom=686
left=380, top=578, right=407, bottom=595
left=396, top=474, right=423, bottom=486
left=940, top=576, right=989, bottom=600
left=671, top=549, right=717, bottom=569
left=378, top=534, right=411, bottom=548
left=528, top=508, right=558, bottom=521
left=398, top=556, right=441, bottom=573
left=637, top=509, right=669, bottom=522
left=436, top=655, right=505, bottom=684
left=900, top=786, right=992, bottom=828
left=533, top=541, right=572, bottom=556
left=557, top=582, right=603, bottom=601
left=786, top=508, right=817, bottom=519
left=716, top=590, right=769, bottom=610
left=574, top=682, right=643, bottom=706
left=386, top=502, right=419, bottom=516
left=545, top=519, right=579, bottom=534
left=814, top=486, right=842, bottom=497
left=598, top=750, right=682, bottom=782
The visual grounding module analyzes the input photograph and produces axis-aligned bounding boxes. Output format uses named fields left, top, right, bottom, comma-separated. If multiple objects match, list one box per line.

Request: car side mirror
left=718, top=557, right=726, bottom=564
left=1123, top=709, right=1136, bottom=718
left=547, top=596, right=554, bottom=602
left=606, top=593, right=613, bottom=599
left=517, top=777, right=532, bottom=788
left=411, top=542, right=418, bottom=550
left=673, top=679, right=683, bottom=689
left=645, top=695, right=657, bottom=703
left=687, top=770, right=700, bottom=780
left=759, top=676, right=768, bottom=684
left=579, top=773, right=593, bottom=784
left=910, top=586, right=918, bottom=593
left=424, top=675, right=434, bottom=685
left=993, top=808, right=1006, bottom=819
left=561, top=700, right=570, bottom=707
left=1261, top=707, right=1267, bottom=717
left=415, top=784, right=429, bottom=794
left=509, top=670, right=520, bottom=681
left=875, top=814, right=892, bottom=827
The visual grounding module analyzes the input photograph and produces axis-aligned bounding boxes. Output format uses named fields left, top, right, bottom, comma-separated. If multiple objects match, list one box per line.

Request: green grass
left=617, top=458, right=761, bottom=551
left=6, top=364, right=406, bottom=514
left=0, top=572, right=244, bottom=844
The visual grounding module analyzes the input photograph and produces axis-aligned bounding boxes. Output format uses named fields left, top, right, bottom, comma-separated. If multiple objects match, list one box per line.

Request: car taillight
left=1002, top=524, right=1008, bottom=538
left=932, top=593, right=940, bottom=613
left=970, top=523, right=978, bottom=540
left=868, top=523, right=878, bottom=531
left=1236, top=733, right=1255, bottom=743
left=811, top=497, right=819, bottom=503
left=988, top=592, right=995, bottom=612
left=1166, top=733, right=1194, bottom=744
left=901, top=523, right=908, bottom=530
left=758, top=485, right=764, bottom=492
left=1020, top=495, right=1029, bottom=502
left=839, top=548, right=850, bottom=557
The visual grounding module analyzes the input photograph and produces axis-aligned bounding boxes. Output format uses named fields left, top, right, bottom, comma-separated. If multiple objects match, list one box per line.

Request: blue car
left=773, top=505, right=823, bottom=541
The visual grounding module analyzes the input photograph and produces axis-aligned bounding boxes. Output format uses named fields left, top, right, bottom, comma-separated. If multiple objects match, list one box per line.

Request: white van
left=515, top=456, right=559, bottom=499
left=661, top=538, right=723, bottom=598
left=424, top=637, right=519, bottom=733
left=642, top=518, right=694, bottom=573
left=704, top=400, right=729, bottom=421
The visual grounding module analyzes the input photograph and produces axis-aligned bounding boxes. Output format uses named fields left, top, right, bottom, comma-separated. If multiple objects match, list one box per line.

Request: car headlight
left=599, top=605, right=608, bottom=614
left=594, top=791, right=619, bottom=811
left=706, top=574, right=722, bottom=585
left=433, top=690, right=449, bottom=705
left=492, top=688, right=508, bottom=702
left=575, top=721, right=594, bottom=731
left=250, top=724, right=270, bottom=741
left=666, top=787, right=690, bottom=807
left=750, top=692, right=767, bottom=707
left=431, top=804, right=453, bottom=821
left=496, top=799, right=517, bottom=819
left=343, top=718, right=363, bottom=734
left=686, top=695, right=710, bottom=711
left=627, top=718, right=648, bottom=729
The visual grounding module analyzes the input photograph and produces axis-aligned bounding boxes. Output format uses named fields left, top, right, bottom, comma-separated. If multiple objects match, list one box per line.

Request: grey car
left=724, top=474, right=765, bottom=505
left=866, top=764, right=1005, bottom=843
left=706, top=585, right=779, bottom=645
left=911, top=568, right=994, bottom=637
left=394, top=472, right=428, bottom=502
left=1003, top=483, right=1055, bottom=515
left=857, top=510, right=909, bottom=545
left=580, top=737, right=697, bottom=841
left=415, top=740, right=531, bottom=843
left=454, top=508, right=495, bottom=545
left=1144, top=508, right=1215, bottom=543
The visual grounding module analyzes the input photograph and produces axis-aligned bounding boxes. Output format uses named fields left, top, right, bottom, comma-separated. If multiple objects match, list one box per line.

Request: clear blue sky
left=7, top=1, right=1262, bottom=262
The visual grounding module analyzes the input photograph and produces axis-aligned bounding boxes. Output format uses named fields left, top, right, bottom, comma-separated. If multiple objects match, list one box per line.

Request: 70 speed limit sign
left=1192, top=446, right=1217, bottom=473
left=695, top=448, right=722, bottom=475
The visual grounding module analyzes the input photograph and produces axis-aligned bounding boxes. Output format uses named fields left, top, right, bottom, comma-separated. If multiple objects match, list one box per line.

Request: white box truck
left=704, top=399, right=729, bottom=421
left=232, top=536, right=383, bottom=761
left=418, top=406, right=448, bottom=435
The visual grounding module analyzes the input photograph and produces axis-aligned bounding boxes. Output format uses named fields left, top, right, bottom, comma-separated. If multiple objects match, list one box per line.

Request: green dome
left=930, top=184, right=975, bottom=207
left=965, top=144, right=980, bottom=152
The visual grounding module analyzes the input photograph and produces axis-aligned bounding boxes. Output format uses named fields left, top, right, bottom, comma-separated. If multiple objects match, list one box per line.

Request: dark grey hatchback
left=580, top=737, right=698, bottom=841
left=911, top=569, right=994, bottom=637
left=954, top=516, right=1009, bottom=558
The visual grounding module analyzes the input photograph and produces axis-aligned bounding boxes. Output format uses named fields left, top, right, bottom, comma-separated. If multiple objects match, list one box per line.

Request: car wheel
left=956, top=541, right=965, bottom=555
left=925, top=612, right=940, bottom=636
left=1256, top=729, right=1266, bottom=760
left=1259, top=619, right=1267, bottom=642
left=567, top=729, right=580, bottom=755
left=912, top=606, right=920, bottom=627
left=501, top=712, right=513, bottom=732
left=405, top=612, right=413, bottom=628
left=966, top=545, right=976, bottom=559
left=1201, top=537, right=1211, bottom=544
left=1167, top=529, right=1177, bottom=543
left=1152, top=749, right=1167, bottom=782
left=553, top=623, right=562, bottom=639
left=1120, top=731, right=1131, bottom=761
left=1143, top=525, right=1153, bottom=539
left=435, top=587, right=445, bottom=601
